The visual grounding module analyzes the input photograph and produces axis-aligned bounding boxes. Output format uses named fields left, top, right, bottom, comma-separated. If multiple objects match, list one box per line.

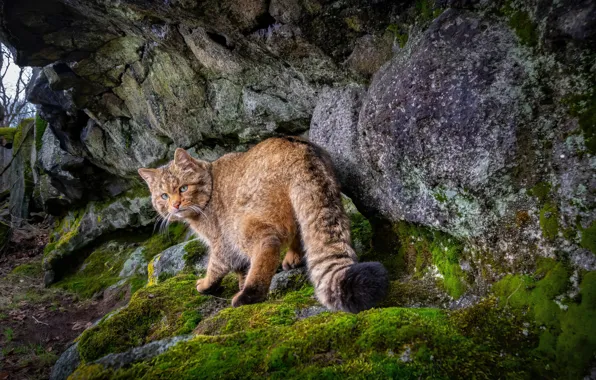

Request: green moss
left=34, top=114, right=48, bottom=152
left=565, top=89, right=596, bottom=154
left=386, top=24, right=408, bottom=48
left=349, top=211, right=373, bottom=253
left=415, top=0, right=443, bottom=23
left=53, top=243, right=132, bottom=298
left=344, top=16, right=362, bottom=32
left=11, top=118, right=34, bottom=153
left=73, top=304, right=538, bottom=379
left=539, top=202, right=559, bottom=240
left=10, top=261, right=43, bottom=277
left=77, top=274, right=212, bottom=362
left=580, top=221, right=596, bottom=254
left=492, top=259, right=596, bottom=377
left=0, top=127, right=16, bottom=144
left=183, top=239, right=208, bottom=269
left=142, top=223, right=188, bottom=262
left=394, top=222, right=468, bottom=299
left=527, top=182, right=551, bottom=203
left=503, top=5, right=538, bottom=47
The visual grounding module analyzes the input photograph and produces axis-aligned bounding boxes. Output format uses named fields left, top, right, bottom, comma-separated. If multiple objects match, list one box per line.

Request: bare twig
left=32, top=315, right=50, bottom=326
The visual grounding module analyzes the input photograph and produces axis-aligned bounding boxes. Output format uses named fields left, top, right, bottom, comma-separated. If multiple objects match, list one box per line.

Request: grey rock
left=149, top=239, right=208, bottom=283
left=43, top=193, right=156, bottom=285
left=50, top=343, right=81, bottom=380
left=295, top=306, right=329, bottom=320
left=269, top=268, right=308, bottom=295
left=93, top=335, right=193, bottom=370
left=119, top=247, right=148, bottom=278
left=312, top=9, right=596, bottom=274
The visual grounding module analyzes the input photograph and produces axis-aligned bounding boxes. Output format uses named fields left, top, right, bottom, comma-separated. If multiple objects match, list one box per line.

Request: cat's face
left=138, top=149, right=212, bottom=221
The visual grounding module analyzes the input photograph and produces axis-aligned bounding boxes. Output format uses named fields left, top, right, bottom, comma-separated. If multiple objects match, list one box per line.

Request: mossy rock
left=72, top=302, right=538, bottom=379
left=493, top=258, right=596, bottom=378
left=77, top=274, right=230, bottom=362
left=53, top=241, right=135, bottom=299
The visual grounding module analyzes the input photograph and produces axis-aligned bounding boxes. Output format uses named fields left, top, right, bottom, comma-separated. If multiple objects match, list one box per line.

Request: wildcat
left=138, top=137, right=388, bottom=312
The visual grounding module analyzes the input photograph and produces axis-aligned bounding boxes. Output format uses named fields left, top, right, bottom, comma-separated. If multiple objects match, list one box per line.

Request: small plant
left=3, top=327, right=14, bottom=342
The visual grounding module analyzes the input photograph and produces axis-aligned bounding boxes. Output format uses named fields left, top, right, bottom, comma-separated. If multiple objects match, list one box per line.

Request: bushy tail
left=288, top=140, right=388, bottom=313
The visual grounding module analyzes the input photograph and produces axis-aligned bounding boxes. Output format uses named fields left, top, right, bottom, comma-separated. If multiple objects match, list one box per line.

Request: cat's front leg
left=196, top=248, right=229, bottom=295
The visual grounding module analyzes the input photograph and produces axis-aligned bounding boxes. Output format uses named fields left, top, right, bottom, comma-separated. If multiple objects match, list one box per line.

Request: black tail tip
left=340, top=262, right=389, bottom=313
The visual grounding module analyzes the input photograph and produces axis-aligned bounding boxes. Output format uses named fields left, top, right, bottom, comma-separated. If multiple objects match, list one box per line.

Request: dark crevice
left=246, top=11, right=277, bottom=35
left=206, top=31, right=230, bottom=49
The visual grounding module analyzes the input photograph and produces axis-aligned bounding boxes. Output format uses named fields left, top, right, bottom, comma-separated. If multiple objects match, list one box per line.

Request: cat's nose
left=172, top=201, right=181, bottom=209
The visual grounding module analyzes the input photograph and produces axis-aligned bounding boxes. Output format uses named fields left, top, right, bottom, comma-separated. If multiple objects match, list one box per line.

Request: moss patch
left=580, top=221, right=596, bottom=254
left=0, top=127, right=16, bottom=145
left=73, top=303, right=537, bottom=379
left=394, top=222, right=468, bottom=299
left=34, top=113, right=48, bottom=152
left=539, top=202, right=559, bottom=240
left=77, top=274, right=213, bottom=362
left=493, top=259, right=596, bottom=378
left=10, top=261, right=43, bottom=277
left=142, top=223, right=188, bottom=262
left=53, top=242, right=133, bottom=299
left=183, top=239, right=208, bottom=269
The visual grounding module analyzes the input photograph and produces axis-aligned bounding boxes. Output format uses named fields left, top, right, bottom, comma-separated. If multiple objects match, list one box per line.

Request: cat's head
left=138, top=148, right=212, bottom=221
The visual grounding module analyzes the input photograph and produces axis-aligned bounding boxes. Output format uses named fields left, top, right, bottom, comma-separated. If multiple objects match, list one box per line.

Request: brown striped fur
left=138, top=137, right=388, bottom=312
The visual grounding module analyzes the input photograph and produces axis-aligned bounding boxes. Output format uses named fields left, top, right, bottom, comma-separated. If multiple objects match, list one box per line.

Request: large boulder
left=43, top=191, right=155, bottom=285
left=311, top=8, right=596, bottom=274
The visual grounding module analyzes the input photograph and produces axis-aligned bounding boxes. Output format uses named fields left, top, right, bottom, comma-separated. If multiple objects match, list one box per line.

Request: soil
left=0, top=222, right=128, bottom=380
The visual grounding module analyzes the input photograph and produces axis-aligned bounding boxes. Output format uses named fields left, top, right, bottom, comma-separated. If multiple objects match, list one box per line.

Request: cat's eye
left=180, top=185, right=188, bottom=193
left=161, top=193, right=169, bottom=200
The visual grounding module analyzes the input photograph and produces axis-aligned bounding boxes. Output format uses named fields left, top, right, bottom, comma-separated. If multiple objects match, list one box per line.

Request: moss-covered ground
left=59, top=204, right=596, bottom=379
left=53, top=242, right=134, bottom=299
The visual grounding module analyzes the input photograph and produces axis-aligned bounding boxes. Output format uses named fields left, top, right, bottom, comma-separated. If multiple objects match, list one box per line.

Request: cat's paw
left=282, top=250, right=304, bottom=271
left=231, top=287, right=266, bottom=307
left=196, top=279, right=223, bottom=295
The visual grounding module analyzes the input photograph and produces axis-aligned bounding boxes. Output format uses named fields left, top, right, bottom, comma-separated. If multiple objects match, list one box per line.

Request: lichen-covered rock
left=118, top=247, right=147, bottom=278
left=8, top=119, right=35, bottom=227
left=147, top=239, right=208, bottom=285
left=312, top=8, right=596, bottom=278
left=43, top=191, right=155, bottom=285
left=268, top=268, right=308, bottom=296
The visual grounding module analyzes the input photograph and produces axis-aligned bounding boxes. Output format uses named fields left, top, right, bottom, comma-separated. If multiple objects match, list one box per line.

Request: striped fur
left=138, top=137, right=388, bottom=312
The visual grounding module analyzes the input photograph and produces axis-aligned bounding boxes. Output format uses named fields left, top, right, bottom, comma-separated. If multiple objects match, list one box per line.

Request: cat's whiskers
left=188, top=205, right=208, bottom=220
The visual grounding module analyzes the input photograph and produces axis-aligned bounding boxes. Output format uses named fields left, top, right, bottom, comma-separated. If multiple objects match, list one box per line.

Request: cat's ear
left=174, top=148, right=197, bottom=170
left=138, top=168, right=158, bottom=186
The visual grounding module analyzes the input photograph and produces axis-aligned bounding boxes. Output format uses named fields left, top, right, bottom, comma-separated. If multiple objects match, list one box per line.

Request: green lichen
left=580, top=221, right=596, bottom=255
left=539, top=202, right=559, bottom=240
left=53, top=242, right=132, bottom=298
left=394, top=222, right=468, bottom=299
left=34, top=113, right=48, bottom=152
left=142, top=223, right=188, bottom=262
